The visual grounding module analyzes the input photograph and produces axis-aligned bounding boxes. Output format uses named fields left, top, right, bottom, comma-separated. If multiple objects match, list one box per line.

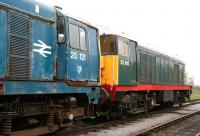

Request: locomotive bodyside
left=0, top=0, right=100, bottom=135
left=137, top=45, right=185, bottom=85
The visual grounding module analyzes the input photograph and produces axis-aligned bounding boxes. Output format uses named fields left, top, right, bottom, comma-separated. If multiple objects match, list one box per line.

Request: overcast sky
left=42, top=0, right=200, bottom=85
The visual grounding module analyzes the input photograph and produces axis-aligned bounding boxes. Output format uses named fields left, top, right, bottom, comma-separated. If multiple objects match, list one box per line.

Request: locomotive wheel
left=106, top=110, right=119, bottom=121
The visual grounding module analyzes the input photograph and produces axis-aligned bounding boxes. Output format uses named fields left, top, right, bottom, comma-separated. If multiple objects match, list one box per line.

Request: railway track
left=143, top=112, right=200, bottom=136
left=134, top=110, right=200, bottom=136
left=134, top=99, right=200, bottom=136
left=51, top=99, right=200, bottom=136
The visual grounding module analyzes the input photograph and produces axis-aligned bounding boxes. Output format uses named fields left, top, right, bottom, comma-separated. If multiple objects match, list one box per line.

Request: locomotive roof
left=103, top=34, right=185, bottom=65
left=57, top=9, right=99, bottom=31
left=0, top=0, right=55, bottom=21
left=0, top=0, right=98, bottom=30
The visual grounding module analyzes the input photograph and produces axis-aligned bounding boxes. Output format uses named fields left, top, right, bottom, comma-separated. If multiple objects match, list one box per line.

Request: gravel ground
left=79, top=104, right=200, bottom=136
left=151, top=113, right=200, bottom=136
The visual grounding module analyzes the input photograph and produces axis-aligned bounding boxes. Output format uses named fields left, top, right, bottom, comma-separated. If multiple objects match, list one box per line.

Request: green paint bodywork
left=137, top=46, right=185, bottom=85
left=101, top=34, right=185, bottom=86
left=118, top=39, right=137, bottom=85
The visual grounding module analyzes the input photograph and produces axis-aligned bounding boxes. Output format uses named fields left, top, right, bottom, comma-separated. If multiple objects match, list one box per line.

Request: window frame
left=100, top=35, right=117, bottom=55
left=118, top=38, right=130, bottom=57
left=79, top=27, right=87, bottom=51
left=123, top=41, right=129, bottom=57
left=69, top=23, right=79, bottom=49
left=69, top=23, right=87, bottom=51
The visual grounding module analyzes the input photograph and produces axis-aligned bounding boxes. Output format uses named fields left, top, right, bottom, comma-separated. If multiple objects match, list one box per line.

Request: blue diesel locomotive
left=0, top=0, right=100, bottom=135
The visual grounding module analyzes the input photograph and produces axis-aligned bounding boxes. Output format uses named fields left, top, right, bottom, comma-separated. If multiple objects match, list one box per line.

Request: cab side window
left=124, top=42, right=129, bottom=56
left=69, top=23, right=87, bottom=51
left=69, top=24, right=79, bottom=49
left=118, top=39, right=129, bottom=57
left=79, top=28, right=86, bottom=50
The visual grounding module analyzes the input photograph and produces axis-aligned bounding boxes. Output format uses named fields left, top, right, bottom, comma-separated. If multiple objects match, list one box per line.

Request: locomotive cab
left=100, top=34, right=137, bottom=88
left=56, top=11, right=100, bottom=85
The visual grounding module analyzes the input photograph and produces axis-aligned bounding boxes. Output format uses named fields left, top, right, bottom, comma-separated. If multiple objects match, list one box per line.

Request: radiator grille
left=173, top=64, right=179, bottom=83
left=150, top=56, right=156, bottom=83
left=140, top=52, right=156, bottom=83
left=140, top=52, right=146, bottom=83
left=8, top=13, right=30, bottom=79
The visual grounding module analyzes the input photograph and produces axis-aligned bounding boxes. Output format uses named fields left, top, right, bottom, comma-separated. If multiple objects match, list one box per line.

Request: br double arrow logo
left=33, top=40, right=51, bottom=58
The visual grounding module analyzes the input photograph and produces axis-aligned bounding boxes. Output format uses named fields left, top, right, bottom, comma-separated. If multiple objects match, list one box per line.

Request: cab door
left=118, top=38, right=131, bottom=85
left=66, top=18, right=89, bottom=82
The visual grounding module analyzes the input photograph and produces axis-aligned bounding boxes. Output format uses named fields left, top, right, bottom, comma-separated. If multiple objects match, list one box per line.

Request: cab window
left=79, top=28, right=86, bottom=50
left=69, top=24, right=79, bottom=49
left=100, top=36, right=117, bottom=55
left=69, top=23, right=87, bottom=51
left=57, top=16, right=66, bottom=43
left=118, top=39, right=129, bottom=57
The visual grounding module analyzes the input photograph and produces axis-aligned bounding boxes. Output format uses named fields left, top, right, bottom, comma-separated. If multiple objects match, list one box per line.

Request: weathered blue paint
left=31, top=20, right=56, bottom=80
left=56, top=16, right=67, bottom=80
left=67, top=48, right=89, bottom=81
left=88, top=27, right=99, bottom=81
left=0, top=1, right=100, bottom=105
left=1, top=81, right=99, bottom=104
left=56, top=42, right=67, bottom=79
left=0, top=0, right=55, bottom=20
left=55, top=14, right=68, bottom=80
left=0, top=9, right=7, bottom=78
left=66, top=18, right=92, bottom=82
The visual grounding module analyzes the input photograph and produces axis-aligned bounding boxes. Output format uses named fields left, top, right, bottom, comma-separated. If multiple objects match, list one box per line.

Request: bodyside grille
left=140, top=52, right=146, bottom=83
left=140, top=52, right=156, bottom=83
left=8, top=13, right=30, bottom=79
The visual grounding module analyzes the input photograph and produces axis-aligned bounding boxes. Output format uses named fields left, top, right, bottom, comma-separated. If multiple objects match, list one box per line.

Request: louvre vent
left=8, top=13, right=30, bottom=79
left=140, top=52, right=156, bottom=83
left=150, top=56, right=156, bottom=83
left=173, top=64, right=179, bottom=83
left=140, top=52, right=146, bottom=83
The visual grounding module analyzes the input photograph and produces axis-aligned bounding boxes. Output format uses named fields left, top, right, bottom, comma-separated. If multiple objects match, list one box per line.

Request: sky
left=42, top=0, right=200, bottom=85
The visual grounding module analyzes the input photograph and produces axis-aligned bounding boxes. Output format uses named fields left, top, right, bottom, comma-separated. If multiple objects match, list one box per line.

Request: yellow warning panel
left=101, top=55, right=119, bottom=86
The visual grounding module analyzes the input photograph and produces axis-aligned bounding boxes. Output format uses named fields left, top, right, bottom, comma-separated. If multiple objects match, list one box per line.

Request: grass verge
left=190, top=87, right=200, bottom=100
